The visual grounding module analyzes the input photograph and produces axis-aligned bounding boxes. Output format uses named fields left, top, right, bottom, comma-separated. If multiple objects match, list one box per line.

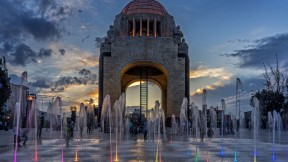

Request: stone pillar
left=133, top=18, right=135, bottom=37
left=147, top=19, right=150, bottom=36
left=140, top=18, right=142, bottom=36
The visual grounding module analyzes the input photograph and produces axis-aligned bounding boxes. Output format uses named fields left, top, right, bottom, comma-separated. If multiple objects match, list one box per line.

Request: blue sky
left=1, top=0, right=288, bottom=114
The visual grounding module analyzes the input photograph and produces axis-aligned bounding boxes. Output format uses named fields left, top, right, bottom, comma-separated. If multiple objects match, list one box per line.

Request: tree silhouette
left=251, top=55, right=287, bottom=129
left=0, top=56, right=11, bottom=115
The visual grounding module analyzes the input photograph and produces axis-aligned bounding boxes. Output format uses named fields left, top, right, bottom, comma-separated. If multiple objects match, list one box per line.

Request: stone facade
left=98, top=0, right=189, bottom=118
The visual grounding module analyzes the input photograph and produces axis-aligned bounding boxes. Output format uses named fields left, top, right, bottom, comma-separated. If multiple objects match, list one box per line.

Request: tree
left=262, top=54, right=286, bottom=93
left=253, top=89, right=284, bottom=114
left=0, top=56, right=11, bottom=115
left=251, top=55, right=287, bottom=129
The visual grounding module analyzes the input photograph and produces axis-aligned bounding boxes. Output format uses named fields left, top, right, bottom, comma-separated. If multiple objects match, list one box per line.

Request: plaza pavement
left=0, top=128, right=287, bottom=162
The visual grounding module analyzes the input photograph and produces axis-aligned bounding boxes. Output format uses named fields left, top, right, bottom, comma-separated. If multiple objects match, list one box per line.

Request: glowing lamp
left=70, top=106, right=77, bottom=112
left=26, top=94, right=36, bottom=101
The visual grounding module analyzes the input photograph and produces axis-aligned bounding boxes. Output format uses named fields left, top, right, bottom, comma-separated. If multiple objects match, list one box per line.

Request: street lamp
left=26, top=94, right=36, bottom=127
left=70, top=106, right=77, bottom=138
left=70, top=106, right=77, bottom=123
left=26, top=94, right=36, bottom=101
left=70, top=106, right=77, bottom=112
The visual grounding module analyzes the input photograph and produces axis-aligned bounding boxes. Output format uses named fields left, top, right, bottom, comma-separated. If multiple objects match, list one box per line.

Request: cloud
left=227, top=39, right=251, bottom=44
left=51, top=76, right=83, bottom=91
left=0, top=0, right=65, bottom=43
left=29, top=79, right=50, bottom=88
left=190, top=66, right=233, bottom=95
left=51, top=68, right=97, bottom=91
left=22, top=17, right=60, bottom=40
left=79, top=68, right=97, bottom=83
left=1, top=43, right=59, bottom=66
left=190, top=67, right=232, bottom=80
left=190, top=77, right=264, bottom=109
left=0, top=0, right=85, bottom=67
left=58, top=48, right=66, bottom=55
left=48, top=44, right=99, bottom=72
left=39, top=48, right=52, bottom=57
left=224, top=33, right=288, bottom=69
left=9, top=43, right=37, bottom=66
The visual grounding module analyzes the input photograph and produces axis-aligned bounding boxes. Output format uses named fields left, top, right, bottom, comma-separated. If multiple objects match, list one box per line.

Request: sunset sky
left=1, top=0, right=288, bottom=115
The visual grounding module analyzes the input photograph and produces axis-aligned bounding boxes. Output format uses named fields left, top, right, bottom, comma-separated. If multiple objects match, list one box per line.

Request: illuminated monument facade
left=98, top=0, right=189, bottom=119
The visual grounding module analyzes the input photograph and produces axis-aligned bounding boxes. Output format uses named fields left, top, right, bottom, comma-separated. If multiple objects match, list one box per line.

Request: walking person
left=4, top=121, right=8, bottom=131
left=64, top=121, right=70, bottom=147
left=69, top=120, right=74, bottom=138
left=79, top=122, right=84, bottom=137
left=207, top=127, right=214, bottom=138
left=200, top=127, right=205, bottom=142
left=37, top=113, right=45, bottom=139
left=21, top=128, right=29, bottom=146
left=87, top=122, right=91, bottom=134
left=13, top=126, right=21, bottom=148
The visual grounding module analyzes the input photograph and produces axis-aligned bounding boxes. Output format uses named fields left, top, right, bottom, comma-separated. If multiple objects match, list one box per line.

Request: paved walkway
left=0, top=128, right=99, bottom=150
left=0, top=129, right=287, bottom=162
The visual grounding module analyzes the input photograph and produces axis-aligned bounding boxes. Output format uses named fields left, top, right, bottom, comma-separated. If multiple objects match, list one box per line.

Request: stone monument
left=98, top=0, right=190, bottom=120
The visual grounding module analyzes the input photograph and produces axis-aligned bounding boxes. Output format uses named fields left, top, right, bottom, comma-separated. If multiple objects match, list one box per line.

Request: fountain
left=146, top=108, right=155, bottom=141
left=192, top=103, right=200, bottom=140
left=179, top=98, right=188, bottom=136
left=158, top=106, right=166, bottom=140
left=51, top=97, right=64, bottom=161
left=202, top=89, right=208, bottom=137
left=171, top=115, right=178, bottom=136
left=252, top=97, right=260, bottom=162
left=31, top=99, right=38, bottom=161
left=101, top=95, right=112, bottom=161
left=2, top=92, right=288, bottom=162
left=113, top=100, right=120, bottom=161
left=13, top=102, right=21, bottom=162
left=267, top=108, right=283, bottom=161
left=210, top=106, right=217, bottom=129
left=78, top=103, right=87, bottom=137
left=276, top=112, right=282, bottom=143
left=118, top=93, right=126, bottom=140
left=220, top=99, right=226, bottom=157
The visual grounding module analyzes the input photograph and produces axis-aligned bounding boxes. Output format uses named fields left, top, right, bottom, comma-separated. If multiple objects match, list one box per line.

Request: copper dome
left=122, top=0, right=167, bottom=16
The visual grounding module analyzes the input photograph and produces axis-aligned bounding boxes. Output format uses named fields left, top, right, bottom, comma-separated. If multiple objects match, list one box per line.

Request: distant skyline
left=1, top=0, right=288, bottom=114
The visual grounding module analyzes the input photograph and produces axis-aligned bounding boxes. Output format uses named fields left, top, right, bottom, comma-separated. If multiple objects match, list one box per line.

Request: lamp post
left=26, top=94, right=36, bottom=127
left=70, top=106, right=77, bottom=123
left=70, top=106, right=77, bottom=138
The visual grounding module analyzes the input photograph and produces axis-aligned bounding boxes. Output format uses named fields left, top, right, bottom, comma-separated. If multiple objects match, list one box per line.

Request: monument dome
left=122, top=0, right=167, bottom=16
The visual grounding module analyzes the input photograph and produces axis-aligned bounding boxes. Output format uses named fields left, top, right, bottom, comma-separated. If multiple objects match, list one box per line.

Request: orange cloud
left=190, top=67, right=232, bottom=95
left=190, top=67, right=232, bottom=80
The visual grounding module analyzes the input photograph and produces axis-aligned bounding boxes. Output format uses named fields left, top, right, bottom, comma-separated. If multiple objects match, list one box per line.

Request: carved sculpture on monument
left=101, top=25, right=115, bottom=53
left=173, top=25, right=183, bottom=44
left=179, top=38, right=188, bottom=54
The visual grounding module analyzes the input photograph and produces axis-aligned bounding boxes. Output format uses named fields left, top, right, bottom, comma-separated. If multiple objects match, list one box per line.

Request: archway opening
left=120, top=61, right=168, bottom=119
left=125, top=80, right=162, bottom=118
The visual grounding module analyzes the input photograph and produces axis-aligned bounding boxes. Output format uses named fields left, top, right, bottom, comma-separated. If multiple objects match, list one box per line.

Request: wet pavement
left=0, top=128, right=287, bottom=162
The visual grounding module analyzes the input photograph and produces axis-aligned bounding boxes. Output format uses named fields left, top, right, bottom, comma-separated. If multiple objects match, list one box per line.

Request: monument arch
left=98, top=0, right=190, bottom=120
